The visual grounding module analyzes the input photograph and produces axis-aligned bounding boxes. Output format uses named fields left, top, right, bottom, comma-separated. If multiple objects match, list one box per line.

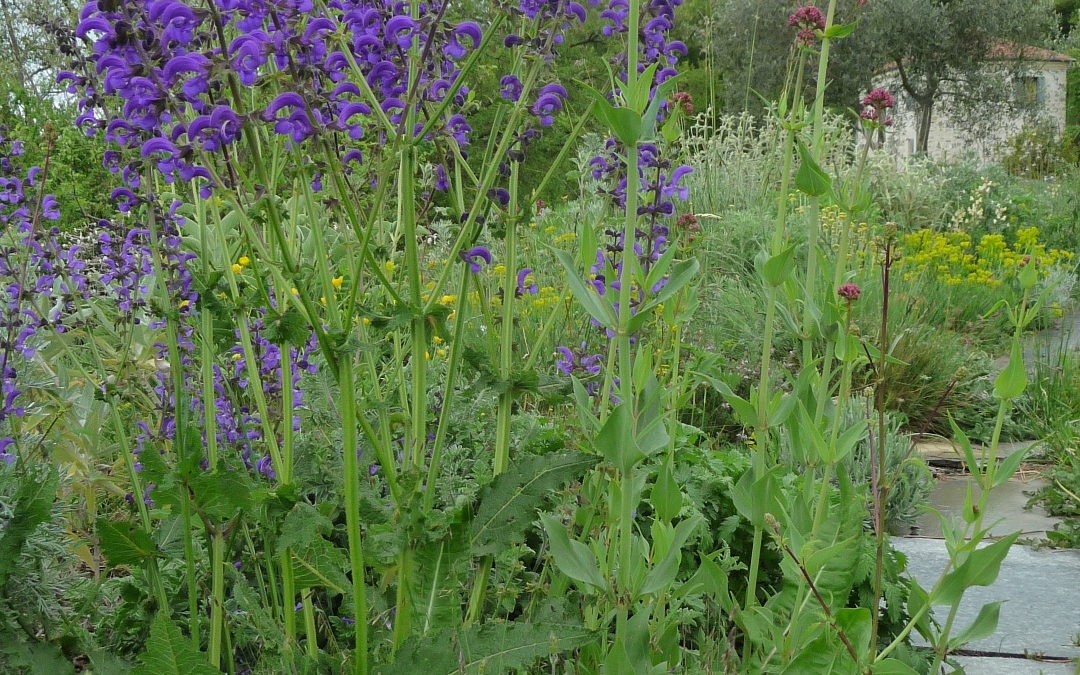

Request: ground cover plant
left=0, top=1, right=1077, bottom=673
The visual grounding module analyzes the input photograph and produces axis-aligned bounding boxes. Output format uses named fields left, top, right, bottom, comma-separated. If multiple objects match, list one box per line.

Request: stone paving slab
left=893, top=538, right=1080, bottom=661
left=953, top=655, right=1076, bottom=674
left=913, top=475, right=1060, bottom=541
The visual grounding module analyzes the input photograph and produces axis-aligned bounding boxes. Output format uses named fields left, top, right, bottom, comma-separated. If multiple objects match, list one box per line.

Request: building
left=874, top=42, right=1073, bottom=165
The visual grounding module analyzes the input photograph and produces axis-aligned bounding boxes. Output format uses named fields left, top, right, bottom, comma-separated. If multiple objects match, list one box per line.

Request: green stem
left=340, top=358, right=369, bottom=673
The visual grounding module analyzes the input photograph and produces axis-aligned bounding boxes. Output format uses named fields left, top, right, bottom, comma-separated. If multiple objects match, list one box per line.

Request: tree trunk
left=915, top=100, right=934, bottom=155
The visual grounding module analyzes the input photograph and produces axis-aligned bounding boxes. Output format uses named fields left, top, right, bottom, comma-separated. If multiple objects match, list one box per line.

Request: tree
left=860, top=0, right=1056, bottom=153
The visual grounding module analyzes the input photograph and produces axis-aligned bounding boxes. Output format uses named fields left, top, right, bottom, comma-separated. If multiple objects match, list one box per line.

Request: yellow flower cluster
left=897, top=227, right=1074, bottom=287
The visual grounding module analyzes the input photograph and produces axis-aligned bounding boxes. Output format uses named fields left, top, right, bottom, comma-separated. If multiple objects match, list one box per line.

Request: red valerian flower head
left=788, top=6, right=826, bottom=32
left=837, top=283, right=862, bottom=302
left=862, top=88, right=895, bottom=110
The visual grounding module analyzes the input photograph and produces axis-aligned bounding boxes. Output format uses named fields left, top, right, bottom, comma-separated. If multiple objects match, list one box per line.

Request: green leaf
left=132, top=614, right=218, bottom=675
left=189, top=469, right=252, bottom=521
left=580, top=83, right=641, bottom=146
left=835, top=607, right=871, bottom=660
left=758, top=245, right=798, bottom=286
left=595, top=403, right=644, bottom=474
left=262, top=306, right=309, bottom=346
left=949, top=414, right=982, bottom=477
left=98, top=518, right=158, bottom=568
left=651, top=459, right=682, bottom=522
left=634, top=258, right=700, bottom=327
left=551, top=247, right=617, bottom=329
left=871, top=659, right=919, bottom=674
left=993, top=339, right=1027, bottom=400
left=0, top=466, right=58, bottom=587
left=731, top=466, right=784, bottom=528
left=795, top=140, right=832, bottom=197
left=469, top=452, right=599, bottom=556
left=639, top=515, right=702, bottom=597
left=949, top=601, right=1002, bottom=649
left=540, top=514, right=608, bottom=592
left=834, top=419, right=868, bottom=463
left=289, top=536, right=349, bottom=595
left=824, top=22, right=856, bottom=39
left=276, top=502, right=333, bottom=555
left=935, top=533, right=1018, bottom=606
left=992, top=444, right=1028, bottom=488
left=377, top=621, right=598, bottom=674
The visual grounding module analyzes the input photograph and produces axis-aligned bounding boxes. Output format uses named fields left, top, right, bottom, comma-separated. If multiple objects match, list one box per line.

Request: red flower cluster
left=837, top=283, right=862, bottom=302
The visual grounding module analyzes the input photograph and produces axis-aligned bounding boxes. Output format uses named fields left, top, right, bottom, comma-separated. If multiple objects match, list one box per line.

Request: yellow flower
left=331, top=276, right=344, bottom=289
left=436, top=348, right=447, bottom=358
left=238, top=256, right=251, bottom=267
left=439, top=294, right=457, bottom=305
left=291, top=287, right=300, bottom=296
left=231, top=263, right=243, bottom=274
left=433, top=335, right=444, bottom=344
left=361, top=317, right=371, bottom=326
left=320, top=296, right=327, bottom=305
left=179, top=300, right=190, bottom=309
left=384, top=260, right=396, bottom=274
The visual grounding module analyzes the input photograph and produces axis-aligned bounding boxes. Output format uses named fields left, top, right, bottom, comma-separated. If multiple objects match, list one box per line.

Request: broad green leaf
left=824, top=22, right=856, bottom=39
left=651, top=459, right=682, bottom=522
left=1019, top=258, right=1038, bottom=289
left=835, top=419, right=868, bottom=462
left=551, top=247, right=618, bottom=329
left=731, top=466, right=784, bottom=528
left=276, top=502, right=333, bottom=555
left=628, top=62, right=661, bottom=114
left=638, top=515, right=702, bottom=597
left=871, top=659, right=919, bottom=674
left=993, top=339, right=1027, bottom=400
left=633, top=258, right=700, bottom=328
left=581, top=83, right=641, bottom=146
left=758, top=245, right=797, bottom=286
left=992, top=444, right=1028, bottom=488
left=132, top=614, right=218, bottom=675
left=836, top=607, right=871, bottom=661
left=595, top=403, right=644, bottom=474
left=540, top=514, right=608, bottom=592
left=97, top=518, right=158, bottom=568
left=289, top=536, right=349, bottom=595
left=469, top=452, right=599, bottom=556
left=935, top=533, right=1018, bottom=606
left=949, top=601, right=1002, bottom=649
left=0, top=466, right=58, bottom=587
left=781, top=636, right=853, bottom=674
left=795, top=140, right=832, bottom=197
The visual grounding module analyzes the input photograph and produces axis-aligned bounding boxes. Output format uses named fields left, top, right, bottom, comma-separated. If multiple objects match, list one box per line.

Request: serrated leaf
left=276, top=502, right=333, bottom=555
left=132, top=614, right=218, bottom=675
left=97, top=518, right=158, bottom=568
left=376, top=621, right=598, bottom=674
left=190, top=469, right=251, bottom=521
left=0, top=466, right=58, bottom=588
left=469, top=452, right=599, bottom=556
left=289, top=536, right=349, bottom=595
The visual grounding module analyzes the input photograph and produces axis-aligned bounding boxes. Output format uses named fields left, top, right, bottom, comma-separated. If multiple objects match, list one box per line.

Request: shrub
left=1001, top=122, right=1079, bottom=179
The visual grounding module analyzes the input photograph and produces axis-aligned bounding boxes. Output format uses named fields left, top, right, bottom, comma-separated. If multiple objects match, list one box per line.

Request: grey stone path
left=893, top=537, right=1080, bottom=673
